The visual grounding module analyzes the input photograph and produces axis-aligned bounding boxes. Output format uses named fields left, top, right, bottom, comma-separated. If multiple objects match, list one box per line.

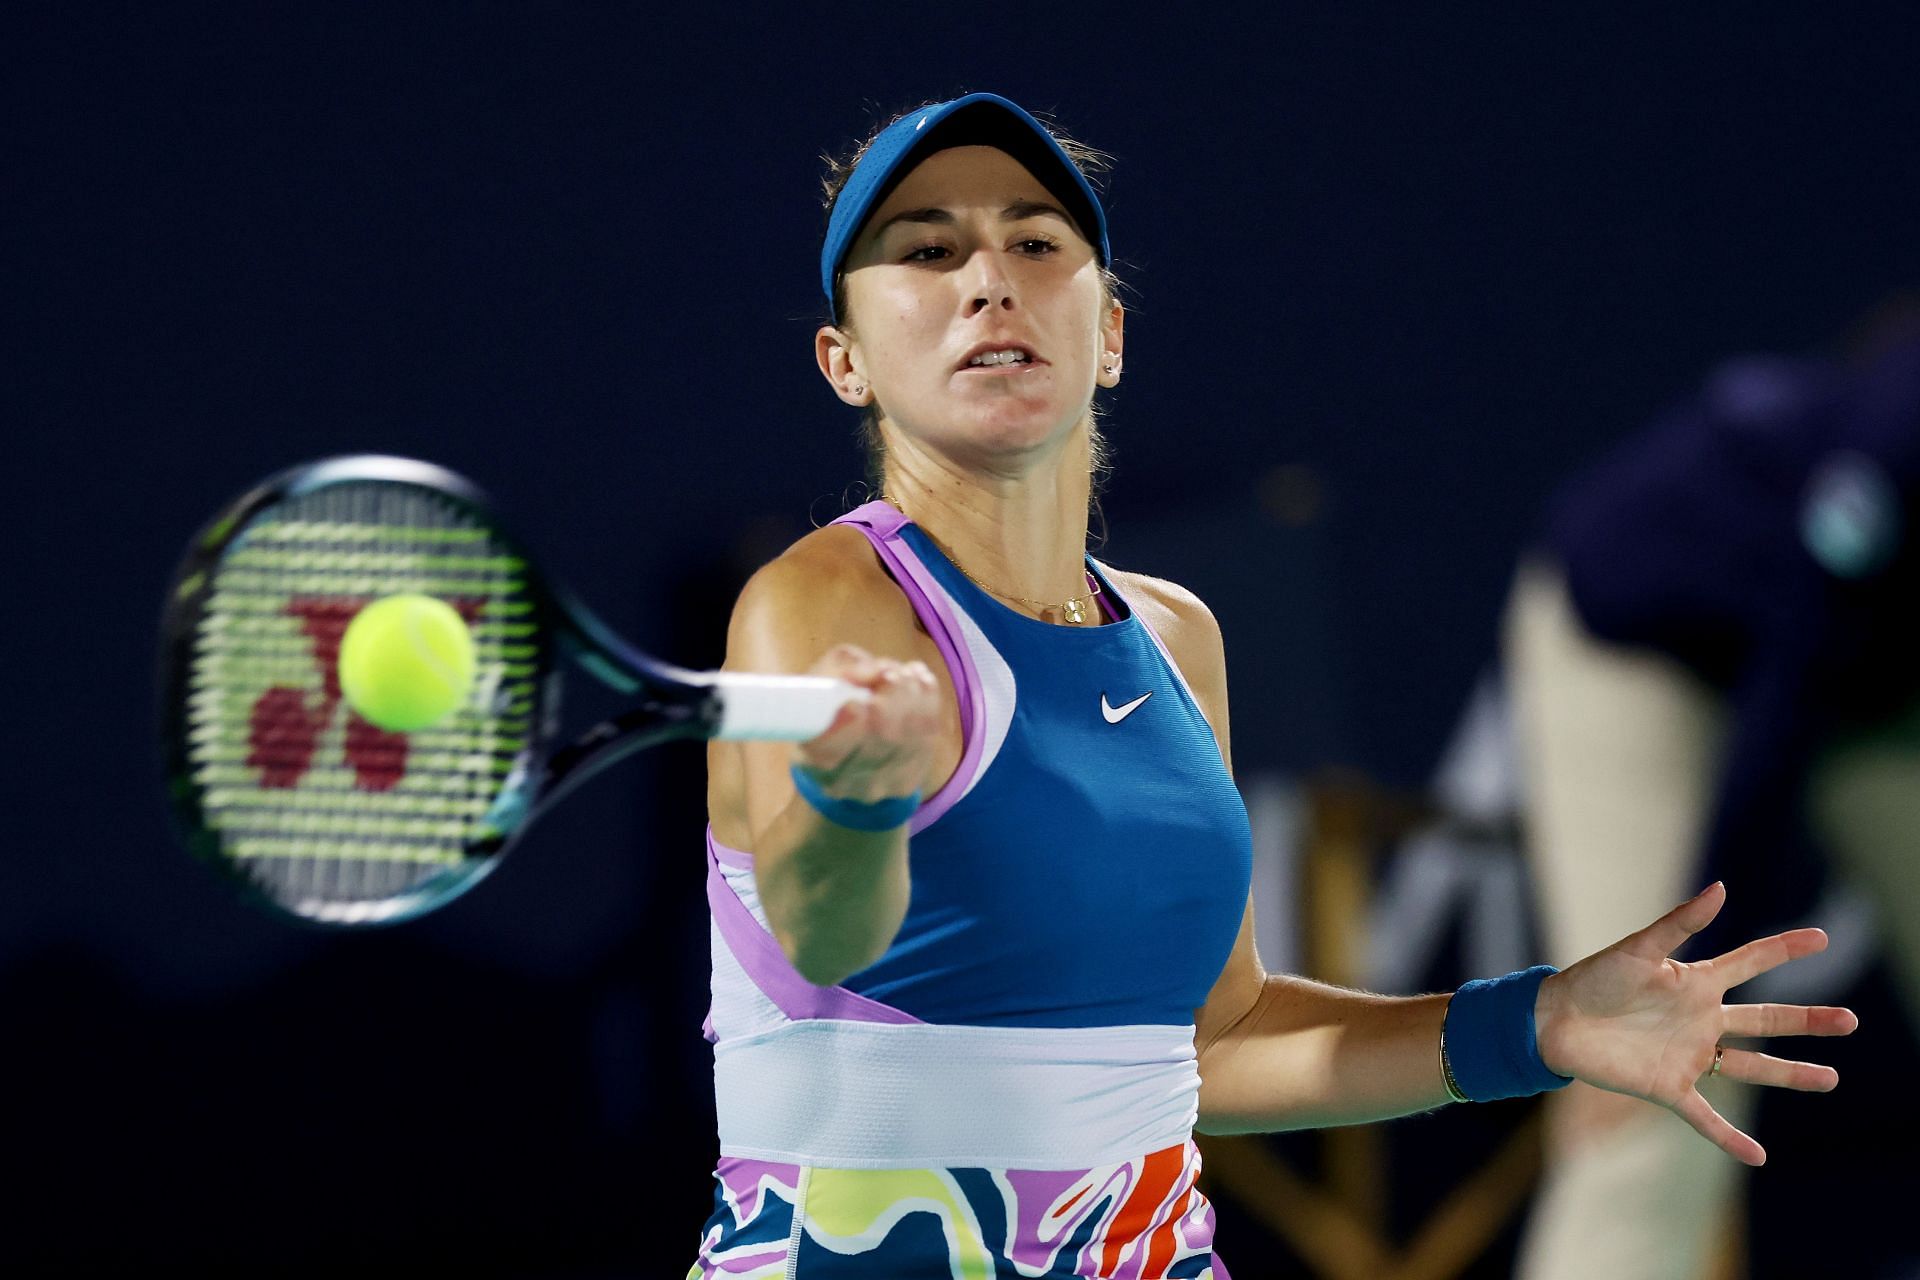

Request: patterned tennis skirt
left=685, top=1137, right=1231, bottom=1279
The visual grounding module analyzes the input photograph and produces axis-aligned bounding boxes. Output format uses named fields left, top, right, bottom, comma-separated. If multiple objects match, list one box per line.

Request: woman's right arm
left=724, top=541, right=942, bottom=988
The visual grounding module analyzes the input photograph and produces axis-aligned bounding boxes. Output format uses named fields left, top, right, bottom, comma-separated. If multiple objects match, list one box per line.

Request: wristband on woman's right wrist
left=789, top=762, right=920, bottom=832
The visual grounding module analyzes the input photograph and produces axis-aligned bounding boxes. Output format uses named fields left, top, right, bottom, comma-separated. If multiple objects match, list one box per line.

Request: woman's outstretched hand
left=1532, top=881, right=1859, bottom=1166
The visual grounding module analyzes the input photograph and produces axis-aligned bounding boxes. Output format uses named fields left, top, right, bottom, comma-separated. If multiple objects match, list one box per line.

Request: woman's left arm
left=1193, top=904, right=1458, bottom=1133
left=1138, top=576, right=1459, bottom=1132
left=1160, top=580, right=1860, bottom=1159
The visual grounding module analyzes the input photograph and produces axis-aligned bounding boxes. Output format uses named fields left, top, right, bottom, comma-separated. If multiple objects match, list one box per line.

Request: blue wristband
left=1443, top=965, right=1576, bottom=1102
left=789, top=763, right=920, bottom=832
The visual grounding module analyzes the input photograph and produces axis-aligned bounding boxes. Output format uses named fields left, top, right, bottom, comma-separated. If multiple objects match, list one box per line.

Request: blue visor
left=820, top=92, right=1110, bottom=315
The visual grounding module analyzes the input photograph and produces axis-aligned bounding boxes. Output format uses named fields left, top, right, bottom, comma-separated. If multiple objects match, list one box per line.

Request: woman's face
left=822, top=145, right=1122, bottom=466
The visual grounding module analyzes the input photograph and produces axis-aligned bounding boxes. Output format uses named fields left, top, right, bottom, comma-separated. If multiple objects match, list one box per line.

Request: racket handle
left=705, top=673, right=873, bottom=741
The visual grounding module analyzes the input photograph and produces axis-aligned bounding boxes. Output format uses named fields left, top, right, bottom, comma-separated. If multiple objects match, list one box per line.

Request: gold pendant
left=1064, top=598, right=1086, bottom=624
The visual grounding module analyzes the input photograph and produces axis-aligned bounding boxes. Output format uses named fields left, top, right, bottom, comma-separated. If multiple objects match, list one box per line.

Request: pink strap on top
left=703, top=825, right=925, bottom=1038
left=829, top=501, right=989, bottom=834
left=700, top=502, right=966, bottom=1044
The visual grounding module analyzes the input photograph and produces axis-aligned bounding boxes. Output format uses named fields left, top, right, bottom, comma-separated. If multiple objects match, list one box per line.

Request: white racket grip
left=706, top=672, right=873, bottom=741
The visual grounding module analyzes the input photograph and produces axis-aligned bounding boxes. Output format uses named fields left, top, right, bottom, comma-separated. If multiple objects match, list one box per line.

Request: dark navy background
left=10, top=3, right=1917, bottom=1272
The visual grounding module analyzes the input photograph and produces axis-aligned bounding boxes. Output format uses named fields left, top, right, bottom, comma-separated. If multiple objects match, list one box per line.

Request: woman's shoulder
left=1104, top=565, right=1221, bottom=644
left=747, top=520, right=894, bottom=597
left=1106, top=565, right=1229, bottom=704
left=727, top=519, right=912, bottom=647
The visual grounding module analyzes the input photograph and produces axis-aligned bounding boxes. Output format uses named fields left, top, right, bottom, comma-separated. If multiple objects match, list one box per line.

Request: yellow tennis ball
left=338, top=593, right=477, bottom=732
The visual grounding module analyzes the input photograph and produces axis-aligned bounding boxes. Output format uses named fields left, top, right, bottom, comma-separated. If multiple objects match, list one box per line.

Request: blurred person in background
left=1506, top=302, right=1920, bottom=1279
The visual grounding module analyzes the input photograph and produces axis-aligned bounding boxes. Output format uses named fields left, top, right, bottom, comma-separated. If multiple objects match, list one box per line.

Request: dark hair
left=818, top=100, right=1130, bottom=544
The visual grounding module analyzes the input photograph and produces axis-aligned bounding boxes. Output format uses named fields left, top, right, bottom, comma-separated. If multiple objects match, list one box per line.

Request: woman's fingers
left=793, top=647, right=940, bottom=797
left=1707, top=1002, right=1851, bottom=1092
left=1706, top=927, right=1830, bottom=988
left=1720, top=1002, right=1860, bottom=1038
left=1624, top=881, right=1726, bottom=960
left=1672, top=1088, right=1767, bottom=1167
left=1714, top=1046, right=1840, bottom=1092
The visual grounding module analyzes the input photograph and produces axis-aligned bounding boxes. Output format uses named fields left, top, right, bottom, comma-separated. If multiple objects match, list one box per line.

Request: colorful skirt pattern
left=685, top=1138, right=1231, bottom=1279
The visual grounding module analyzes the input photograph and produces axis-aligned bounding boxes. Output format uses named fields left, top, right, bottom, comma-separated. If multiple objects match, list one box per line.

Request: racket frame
left=160, top=454, right=860, bottom=926
left=160, top=456, right=709, bottom=922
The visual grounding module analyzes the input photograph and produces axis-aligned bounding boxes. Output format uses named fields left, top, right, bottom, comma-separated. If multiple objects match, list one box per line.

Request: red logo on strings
left=245, top=596, right=485, bottom=791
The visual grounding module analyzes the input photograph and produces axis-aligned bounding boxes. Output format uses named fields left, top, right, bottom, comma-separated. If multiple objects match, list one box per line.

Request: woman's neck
left=882, top=433, right=1096, bottom=625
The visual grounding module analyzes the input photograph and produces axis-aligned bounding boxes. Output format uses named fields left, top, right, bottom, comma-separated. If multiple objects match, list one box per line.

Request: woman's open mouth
left=957, top=346, right=1044, bottom=376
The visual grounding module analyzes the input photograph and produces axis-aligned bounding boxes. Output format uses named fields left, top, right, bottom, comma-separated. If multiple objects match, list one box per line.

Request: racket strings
left=185, top=481, right=543, bottom=922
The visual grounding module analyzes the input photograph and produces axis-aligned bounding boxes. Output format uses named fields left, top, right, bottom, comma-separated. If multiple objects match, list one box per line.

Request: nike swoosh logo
left=1101, top=691, right=1152, bottom=724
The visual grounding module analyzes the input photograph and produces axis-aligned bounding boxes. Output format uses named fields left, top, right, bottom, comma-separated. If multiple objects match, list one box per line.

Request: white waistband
left=714, top=1019, right=1199, bottom=1170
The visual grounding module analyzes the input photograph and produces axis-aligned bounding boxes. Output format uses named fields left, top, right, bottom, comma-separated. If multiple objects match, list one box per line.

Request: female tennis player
left=686, top=92, right=1859, bottom=1278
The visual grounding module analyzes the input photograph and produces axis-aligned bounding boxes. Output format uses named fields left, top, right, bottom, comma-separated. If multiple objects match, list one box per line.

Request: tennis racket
left=159, top=454, right=867, bottom=926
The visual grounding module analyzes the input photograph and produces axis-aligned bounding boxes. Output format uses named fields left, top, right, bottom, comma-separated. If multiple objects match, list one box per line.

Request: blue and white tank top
left=703, top=499, right=1253, bottom=1169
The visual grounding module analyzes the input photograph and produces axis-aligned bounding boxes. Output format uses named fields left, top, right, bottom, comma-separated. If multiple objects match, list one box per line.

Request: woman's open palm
left=1533, top=881, right=1860, bottom=1166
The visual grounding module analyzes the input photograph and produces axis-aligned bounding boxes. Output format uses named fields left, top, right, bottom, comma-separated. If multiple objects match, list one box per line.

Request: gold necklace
left=884, top=493, right=1104, bottom=624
